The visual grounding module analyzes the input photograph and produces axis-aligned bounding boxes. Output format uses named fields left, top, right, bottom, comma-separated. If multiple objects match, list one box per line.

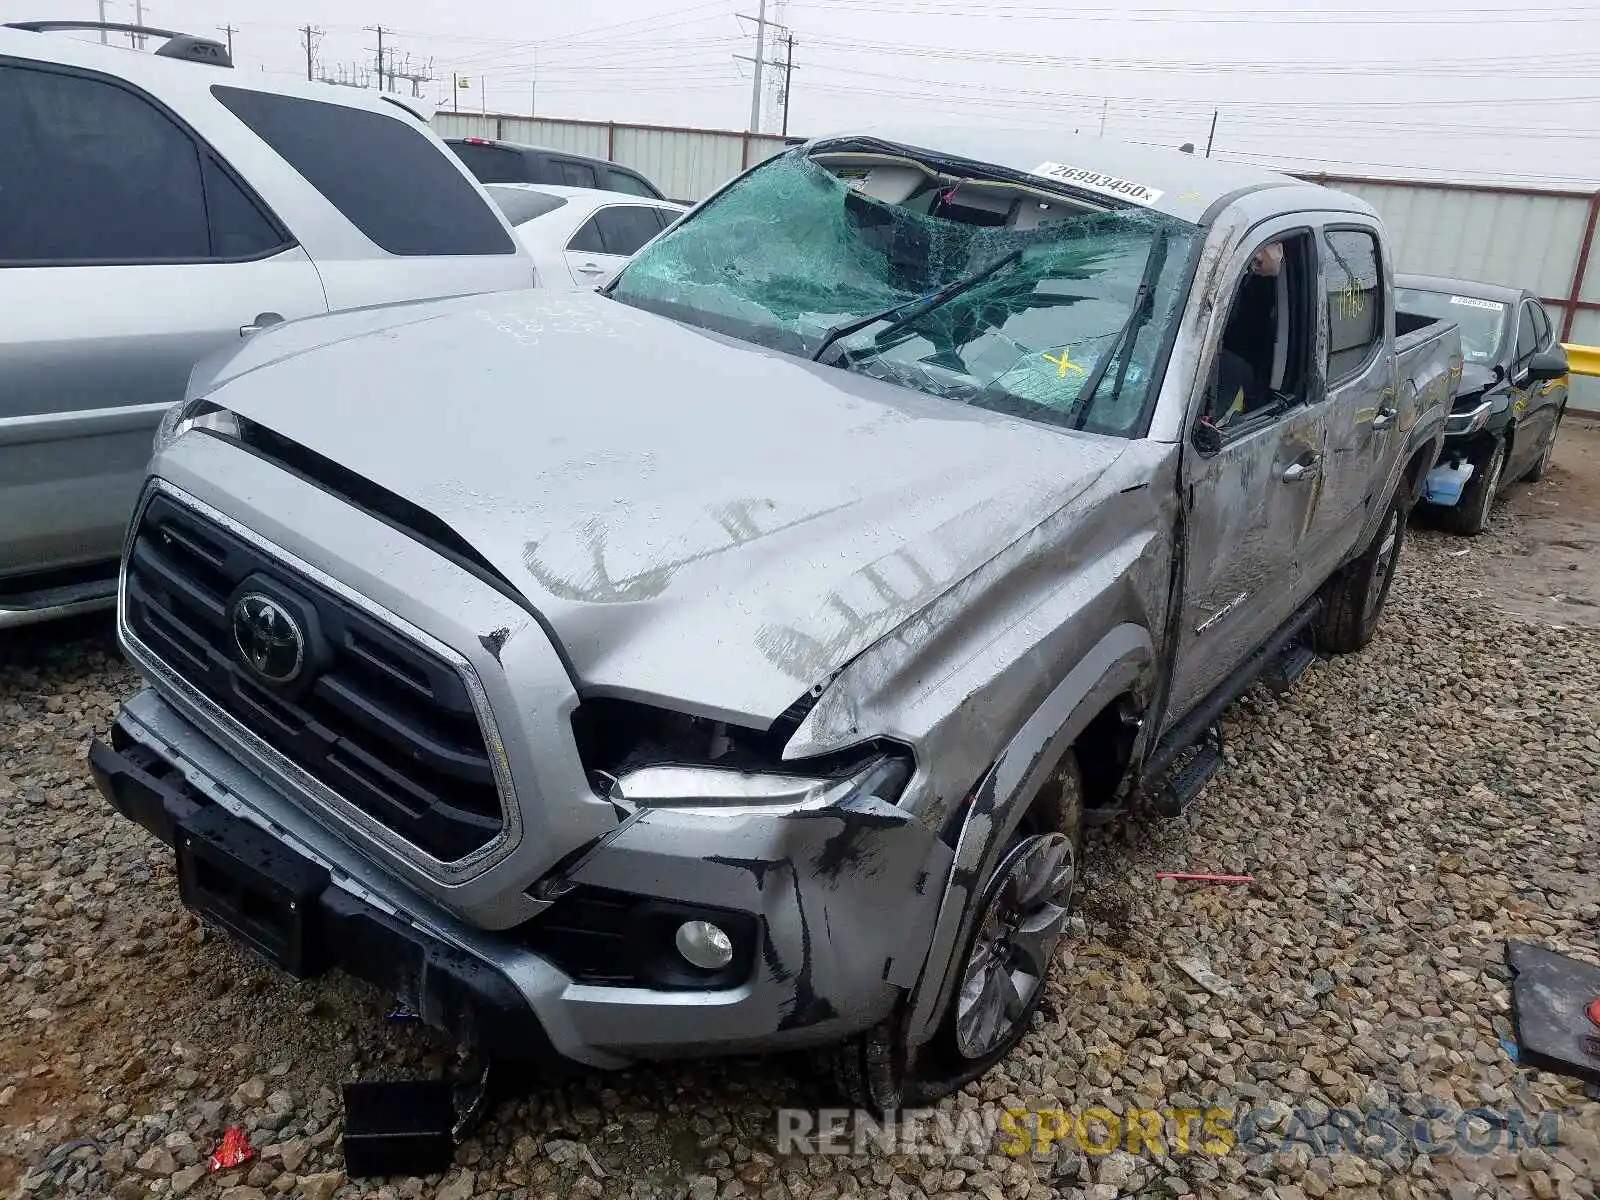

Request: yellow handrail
left=1561, top=343, right=1600, bottom=377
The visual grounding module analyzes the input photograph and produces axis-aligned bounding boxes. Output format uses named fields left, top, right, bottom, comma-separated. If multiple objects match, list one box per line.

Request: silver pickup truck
left=89, top=130, right=1461, bottom=1119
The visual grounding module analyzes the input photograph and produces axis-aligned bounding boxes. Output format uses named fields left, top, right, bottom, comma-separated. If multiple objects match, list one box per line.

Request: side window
left=1205, top=232, right=1315, bottom=432
left=555, top=159, right=600, bottom=188
left=1530, top=302, right=1553, bottom=352
left=1322, top=229, right=1383, bottom=382
left=0, top=62, right=211, bottom=263
left=200, top=156, right=291, bottom=258
left=1516, top=303, right=1538, bottom=363
left=594, top=206, right=666, bottom=256
left=651, top=206, right=682, bottom=231
left=605, top=168, right=659, bottom=199
left=213, top=86, right=514, bottom=257
left=567, top=214, right=607, bottom=254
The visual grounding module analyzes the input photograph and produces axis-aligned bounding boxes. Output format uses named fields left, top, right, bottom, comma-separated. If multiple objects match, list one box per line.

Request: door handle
left=239, top=311, right=285, bottom=337
left=1371, top=407, right=1398, bottom=431
left=575, top=261, right=605, bottom=273
left=1282, top=455, right=1320, bottom=483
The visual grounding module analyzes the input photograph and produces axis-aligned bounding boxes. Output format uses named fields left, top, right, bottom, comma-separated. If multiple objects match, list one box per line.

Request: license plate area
left=176, top=804, right=330, bottom=979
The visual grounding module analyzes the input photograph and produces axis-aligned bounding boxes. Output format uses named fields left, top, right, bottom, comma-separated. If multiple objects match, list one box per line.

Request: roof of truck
left=804, top=125, right=1370, bottom=226
left=1395, top=273, right=1526, bottom=305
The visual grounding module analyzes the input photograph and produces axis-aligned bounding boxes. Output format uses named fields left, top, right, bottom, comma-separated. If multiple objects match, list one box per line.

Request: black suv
left=444, top=137, right=666, bottom=200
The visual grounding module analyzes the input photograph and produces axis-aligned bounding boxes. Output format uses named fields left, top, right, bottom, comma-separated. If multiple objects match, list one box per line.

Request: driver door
left=1161, top=221, right=1328, bottom=730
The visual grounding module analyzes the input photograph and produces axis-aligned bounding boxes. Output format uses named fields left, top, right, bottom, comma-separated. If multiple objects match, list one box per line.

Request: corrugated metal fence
left=434, top=112, right=1600, bottom=414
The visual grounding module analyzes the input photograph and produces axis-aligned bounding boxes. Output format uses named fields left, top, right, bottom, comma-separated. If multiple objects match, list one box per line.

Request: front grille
left=124, top=493, right=504, bottom=863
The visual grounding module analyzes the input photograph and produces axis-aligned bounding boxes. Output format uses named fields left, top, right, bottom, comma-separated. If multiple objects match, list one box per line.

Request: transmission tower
left=388, top=52, right=435, bottom=98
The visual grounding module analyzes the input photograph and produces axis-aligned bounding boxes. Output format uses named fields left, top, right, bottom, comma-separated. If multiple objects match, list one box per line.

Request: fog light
left=674, top=920, right=734, bottom=970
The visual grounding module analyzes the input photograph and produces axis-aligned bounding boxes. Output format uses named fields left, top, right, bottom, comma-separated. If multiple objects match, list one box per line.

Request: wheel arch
left=901, top=622, right=1154, bottom=1046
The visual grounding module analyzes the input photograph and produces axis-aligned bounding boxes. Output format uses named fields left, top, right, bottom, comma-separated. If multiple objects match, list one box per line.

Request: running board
left=1151, top=730, right=1224, bottom=819
left=0, top=573, right=118, bottom=631
left=1142, top=599, right=1320, bottom=788
left=1261, top=639, right=1317, bottom=696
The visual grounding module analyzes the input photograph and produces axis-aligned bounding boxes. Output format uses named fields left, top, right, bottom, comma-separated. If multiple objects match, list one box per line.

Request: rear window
left=214, top=87, right=514, bottom=256
left=605, top=168, right=662, bottom=199
left=448, top=140, right=527, bottom=184
left=484, top=185, right=568, bottom=226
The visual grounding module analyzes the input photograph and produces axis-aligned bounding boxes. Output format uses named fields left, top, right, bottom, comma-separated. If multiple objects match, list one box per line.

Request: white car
left=483, top=183, right=687, bottom=290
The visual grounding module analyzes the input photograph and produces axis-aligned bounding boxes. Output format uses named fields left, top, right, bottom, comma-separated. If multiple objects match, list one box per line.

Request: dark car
left=1398, top=274, right=1570, bottom=535
left=444, top=137, right=666, bottom=200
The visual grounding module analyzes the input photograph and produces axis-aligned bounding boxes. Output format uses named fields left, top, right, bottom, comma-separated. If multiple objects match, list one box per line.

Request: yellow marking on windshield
left=1042, top=349, right=1086, bottom=378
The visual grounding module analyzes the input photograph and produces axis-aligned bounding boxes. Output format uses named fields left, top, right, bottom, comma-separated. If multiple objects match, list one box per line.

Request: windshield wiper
left=810, top=247, right=1024, bottom=364
left=1064, top=228, right=1170, bottom=430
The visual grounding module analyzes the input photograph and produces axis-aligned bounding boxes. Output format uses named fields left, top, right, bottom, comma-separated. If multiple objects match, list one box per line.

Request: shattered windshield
left=1396, top=287, right=1509, bottom=365
left=608, top=149, right=1196, bottom=436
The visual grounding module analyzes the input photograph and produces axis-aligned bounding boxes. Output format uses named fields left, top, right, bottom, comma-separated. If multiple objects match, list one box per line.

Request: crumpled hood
left=205, top=289, right=1124, bottom=725
left=1453, top=362, right=1499, bottom=403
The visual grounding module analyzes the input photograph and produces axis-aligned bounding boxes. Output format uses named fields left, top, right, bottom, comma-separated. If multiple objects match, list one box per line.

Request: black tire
left=1440, top=436, right=1505, bottom=537
left=1315, top=493, right=1406, bottom=655
left=1523, top=407, right=1563, bottom=483
left=824, top=755, right=1086, bottom=1113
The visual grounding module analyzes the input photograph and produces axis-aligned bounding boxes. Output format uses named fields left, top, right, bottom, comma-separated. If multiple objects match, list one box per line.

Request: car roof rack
left=3, top=20, right=233, bottom=68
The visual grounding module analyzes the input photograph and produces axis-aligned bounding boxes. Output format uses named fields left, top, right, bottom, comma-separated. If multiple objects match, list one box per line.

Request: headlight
left=1446, top=399, right=1493, bottom=436
left=608, top=755, right=911, bottom=817
left=152, top=398, right=244, bottom=455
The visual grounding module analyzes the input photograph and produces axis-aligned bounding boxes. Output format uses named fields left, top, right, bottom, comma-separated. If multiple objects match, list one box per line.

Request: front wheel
left=1440, top=437, right=1505, bottom=536
left=827, top=756, right=1085, bottom=1113
left=1315, top=493, right=1405, bottom=654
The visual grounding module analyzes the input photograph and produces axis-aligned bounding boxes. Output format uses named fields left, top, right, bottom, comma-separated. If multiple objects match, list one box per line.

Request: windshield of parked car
left=1396, top=287, right=1509, bottom=365
left=607, top=148, right=1196, bottom=436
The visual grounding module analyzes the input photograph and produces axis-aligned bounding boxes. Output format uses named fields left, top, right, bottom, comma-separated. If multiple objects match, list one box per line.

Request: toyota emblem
left=231, top=593, right=305, bottom=684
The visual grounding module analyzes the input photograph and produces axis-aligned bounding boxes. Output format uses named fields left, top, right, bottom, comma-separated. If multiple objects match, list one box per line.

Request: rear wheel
left=827, top=756, right=1085, bottom=1113
left=1524, top=408, right=1563, bottom=482
left=1315, top=494, right=1405, bottom=654
left=1440, top=437, right=1505, bottom=537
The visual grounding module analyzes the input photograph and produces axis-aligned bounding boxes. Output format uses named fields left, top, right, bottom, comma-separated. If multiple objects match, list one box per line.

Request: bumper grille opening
left=124, top=493, right=504, bottom=863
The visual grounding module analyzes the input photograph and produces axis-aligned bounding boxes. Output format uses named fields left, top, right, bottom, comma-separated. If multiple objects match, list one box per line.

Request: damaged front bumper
left=91, top=689, right=953, bottom=1068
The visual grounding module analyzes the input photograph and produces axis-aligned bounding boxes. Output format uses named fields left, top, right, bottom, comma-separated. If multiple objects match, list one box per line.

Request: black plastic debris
left=1505, top=940, right=1600, bottom=1086
left=342, top=1080, right=455, bottom=1178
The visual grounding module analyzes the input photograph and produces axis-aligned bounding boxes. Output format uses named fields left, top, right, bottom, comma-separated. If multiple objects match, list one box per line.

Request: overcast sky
left=8, top=0, right=1597, bottom=187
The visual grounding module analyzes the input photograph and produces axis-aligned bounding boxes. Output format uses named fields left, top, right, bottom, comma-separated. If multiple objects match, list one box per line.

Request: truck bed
left=1394, top=309, right=1463, bottom=410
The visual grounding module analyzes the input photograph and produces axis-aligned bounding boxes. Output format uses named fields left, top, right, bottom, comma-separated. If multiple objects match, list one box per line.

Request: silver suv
left=0, top=21, right=535, bottom=629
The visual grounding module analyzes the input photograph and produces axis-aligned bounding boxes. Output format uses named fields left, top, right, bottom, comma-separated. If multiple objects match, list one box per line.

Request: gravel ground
left=3, top=436, right=1599, bottom=1200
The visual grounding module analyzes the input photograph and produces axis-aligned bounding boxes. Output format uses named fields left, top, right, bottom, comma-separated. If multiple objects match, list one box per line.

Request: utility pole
left=780, top=32, right=795, bottom=136
left=97, top=0, right=107, bottom=43
left=132, top=0, right=143, bottom=48
left=1100, top=99, right=1108, bottom=136
left=366, top=25, right=387, bottom=93
left=217, top=24, right=236, bottom=59
left=748, top=0, right=767, bottom=132
left=1205, top=109, right=1219, bottom=158
left=735, top=21, right=794, bottom=136
left=300, top=26, right=322, bottom=82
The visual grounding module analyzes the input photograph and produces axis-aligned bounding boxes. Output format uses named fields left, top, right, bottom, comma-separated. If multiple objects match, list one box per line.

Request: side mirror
left=1526, top=346, right=1568, bottom=383
left=1191, top=418, right=1223, bottom=457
